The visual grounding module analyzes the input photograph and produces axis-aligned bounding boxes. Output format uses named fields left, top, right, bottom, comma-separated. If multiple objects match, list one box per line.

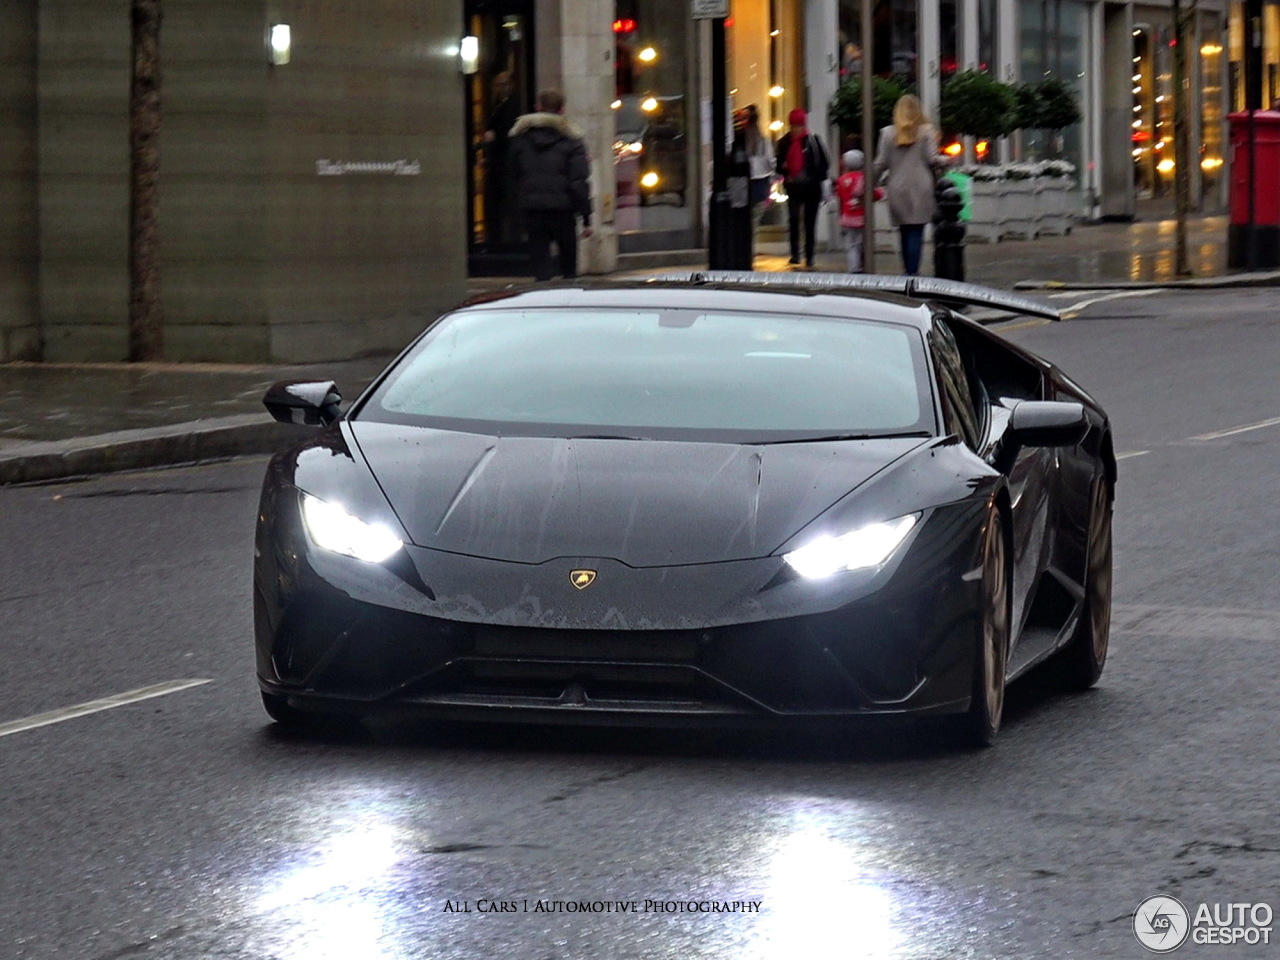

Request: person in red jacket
left=834, top=149, right=883, bottom=273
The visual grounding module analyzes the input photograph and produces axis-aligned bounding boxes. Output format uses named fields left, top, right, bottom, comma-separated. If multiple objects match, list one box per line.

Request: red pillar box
left=1227, top=110, right=1280, bottom=269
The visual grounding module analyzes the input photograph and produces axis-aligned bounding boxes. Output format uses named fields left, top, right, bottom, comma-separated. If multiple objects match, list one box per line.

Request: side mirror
left=1008, top=400, right=1087, bottom=447
left=264, top=380, right=342, bottom=426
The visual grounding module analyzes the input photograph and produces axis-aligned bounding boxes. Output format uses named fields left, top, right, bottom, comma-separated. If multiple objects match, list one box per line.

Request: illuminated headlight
left=783, top=514, right=919, bottom=579
left=300, top=493, right=403, bottom=563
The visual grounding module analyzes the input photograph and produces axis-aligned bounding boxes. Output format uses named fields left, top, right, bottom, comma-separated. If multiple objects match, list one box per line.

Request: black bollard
left=933, top=180, right=966, bottom=281
left=710, top=127, right=755, bottom=270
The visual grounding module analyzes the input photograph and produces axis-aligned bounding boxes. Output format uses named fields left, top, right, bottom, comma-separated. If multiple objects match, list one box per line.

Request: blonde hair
left=893, top=95, right=925, bottom=146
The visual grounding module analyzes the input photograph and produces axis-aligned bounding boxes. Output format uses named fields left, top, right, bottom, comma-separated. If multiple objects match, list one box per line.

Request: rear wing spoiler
left=640, top=271, right=1062, bottom=321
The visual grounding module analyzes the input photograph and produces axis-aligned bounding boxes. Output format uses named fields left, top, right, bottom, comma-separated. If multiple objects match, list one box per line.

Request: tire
left=955, top=507, right=1011, bottom=747
left=1055, top=475, right=1113, bottom=689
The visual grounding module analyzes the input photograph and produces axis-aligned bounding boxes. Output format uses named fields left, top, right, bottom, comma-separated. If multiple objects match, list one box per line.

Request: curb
left=0, top=414, right=311, bottom=486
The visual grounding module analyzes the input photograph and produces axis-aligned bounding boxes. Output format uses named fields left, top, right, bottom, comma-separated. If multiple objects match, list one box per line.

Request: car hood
left=348, top=422, right=929, bottom=566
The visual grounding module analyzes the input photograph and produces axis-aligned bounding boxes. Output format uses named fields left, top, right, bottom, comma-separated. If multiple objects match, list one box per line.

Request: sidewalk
left=2, top=213, right=1276, bottom=485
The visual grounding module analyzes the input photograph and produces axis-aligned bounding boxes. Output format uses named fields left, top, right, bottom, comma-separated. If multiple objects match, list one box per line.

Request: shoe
left=805, top=260, right=815, bottom=269
left=788, top=257, right=800, bottom=265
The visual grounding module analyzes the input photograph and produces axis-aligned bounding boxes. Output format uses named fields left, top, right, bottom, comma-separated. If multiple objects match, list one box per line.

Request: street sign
left=691, top=0, right=729, bottom=19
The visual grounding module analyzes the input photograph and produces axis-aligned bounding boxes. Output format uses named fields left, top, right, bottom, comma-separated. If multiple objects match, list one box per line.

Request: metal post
left=1172, top=0, right=1191, bottom=276
left=860, top=0, right=875, bottom=273
left=1245, top=0, right=1262, bottom=271
left=708, top=17, right=730, bottom=269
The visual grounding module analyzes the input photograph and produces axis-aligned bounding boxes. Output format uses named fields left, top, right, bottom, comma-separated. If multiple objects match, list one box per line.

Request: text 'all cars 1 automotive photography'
left=254, top=273, right=1114, bottom=747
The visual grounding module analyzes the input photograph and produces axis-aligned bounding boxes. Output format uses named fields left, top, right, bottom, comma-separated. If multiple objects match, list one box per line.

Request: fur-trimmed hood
left=508, top=112, right=584, bottom=142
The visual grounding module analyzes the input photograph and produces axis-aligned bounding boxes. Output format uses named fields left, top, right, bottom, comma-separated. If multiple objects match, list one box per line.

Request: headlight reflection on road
left=257, top=822, right=400, bottom=910
left=255, top=817, right=407, bottom=960
left=268, top=900, right=394, bottom=960
left=757, top=808, right=902, bottom=959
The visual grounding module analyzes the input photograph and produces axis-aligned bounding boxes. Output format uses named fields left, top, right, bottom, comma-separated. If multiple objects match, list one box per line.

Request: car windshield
left=357, top=307, right=935, bottom=442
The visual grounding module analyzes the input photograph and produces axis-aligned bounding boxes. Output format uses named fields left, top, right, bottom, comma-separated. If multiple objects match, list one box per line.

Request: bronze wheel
left=956, top=507, right=1010, bottom=747
left=1057, top=475, right=1113, bottom=689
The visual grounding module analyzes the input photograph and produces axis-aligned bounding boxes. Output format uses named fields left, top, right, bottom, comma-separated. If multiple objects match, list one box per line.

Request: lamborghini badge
left=570, top=569, right=597, bottom=589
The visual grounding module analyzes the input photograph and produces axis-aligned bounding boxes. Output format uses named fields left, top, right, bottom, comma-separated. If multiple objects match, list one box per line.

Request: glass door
left=465, top=0, right=534, bottom=273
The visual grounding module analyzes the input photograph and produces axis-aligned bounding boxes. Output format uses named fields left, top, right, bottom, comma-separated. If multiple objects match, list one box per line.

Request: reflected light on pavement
left=268, top=900, right=396, bottom=960
left=257, top=822, right=401, bottom=910
left=254, top=813, right=409, bottom=960
left=757, top=808, right=901, bottom=958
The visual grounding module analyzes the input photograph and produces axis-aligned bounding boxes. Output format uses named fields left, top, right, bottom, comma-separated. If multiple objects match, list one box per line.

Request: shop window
left=1130, top=26, right=1176, bottom=201
left=837, top=0, right=918, bottom=88
left=614, top=0, right=692, bottom=241
left=1200, top=27, right=1226, bottom=197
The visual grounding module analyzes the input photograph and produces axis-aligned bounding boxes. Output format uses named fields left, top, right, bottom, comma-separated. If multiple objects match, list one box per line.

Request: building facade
left=471, top=0, right=1255, bottom=270
left=6, top=2, right=1277, bottom=362
left=818, top=0, right=1236, bottom=220
left=2, top=0, right=469, bottom=364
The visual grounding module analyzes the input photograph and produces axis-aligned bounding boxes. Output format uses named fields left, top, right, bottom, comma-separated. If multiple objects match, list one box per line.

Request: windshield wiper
left=762, top=430, right=933, bottom=444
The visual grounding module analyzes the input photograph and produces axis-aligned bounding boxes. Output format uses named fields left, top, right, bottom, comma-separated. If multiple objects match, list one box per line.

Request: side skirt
left=1008, top=565, right=1084, bottom=680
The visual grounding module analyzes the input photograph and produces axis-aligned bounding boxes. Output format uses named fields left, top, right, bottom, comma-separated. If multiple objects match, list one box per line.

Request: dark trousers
left=786, top=183, right=821, bottom=265
left=899, top=224, right=926, bottom=276
left=525, top=209, right=578, bottom=281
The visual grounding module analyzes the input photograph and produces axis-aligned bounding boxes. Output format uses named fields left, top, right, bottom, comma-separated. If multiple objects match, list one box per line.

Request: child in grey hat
left=833, top=149, right=882, bottom=273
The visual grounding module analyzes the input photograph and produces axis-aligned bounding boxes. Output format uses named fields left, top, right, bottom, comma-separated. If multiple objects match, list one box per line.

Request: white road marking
left=1060, top=288, right=1162, bottom=318
left=1190, top=415, right=1280, bottom=441
left=1116, top=450, right=1150, bottom=460
left=0, top=679, right=212, bottom=739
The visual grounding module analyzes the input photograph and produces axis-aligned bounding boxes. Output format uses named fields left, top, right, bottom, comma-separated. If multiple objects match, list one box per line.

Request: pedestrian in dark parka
left=509, top=89, right=593, bottom=281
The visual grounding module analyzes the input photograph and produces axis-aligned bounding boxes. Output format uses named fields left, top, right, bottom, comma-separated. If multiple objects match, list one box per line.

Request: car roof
left=456, top=281, right=938, bottom=329
left=455, top=274, right=1060, bottom=327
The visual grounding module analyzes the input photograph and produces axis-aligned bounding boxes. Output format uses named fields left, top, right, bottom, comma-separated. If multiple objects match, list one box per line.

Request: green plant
left=1012, top=82, right=1043, bottom=132
left=1034, top=76, right=1082, bottom=131
left=940, top=70, right=1017, bottom=140
left=829, top=74, right=910, bottom=137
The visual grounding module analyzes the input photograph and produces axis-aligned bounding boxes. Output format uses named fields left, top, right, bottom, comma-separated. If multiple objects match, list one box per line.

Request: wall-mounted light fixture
left=269, top=24, right=291, bottom=66
left=459, top=35, right=480, bottom=75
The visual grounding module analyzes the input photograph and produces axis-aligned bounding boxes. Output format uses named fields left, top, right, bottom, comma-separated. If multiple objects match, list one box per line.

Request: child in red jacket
left=834, top=149, right=883, bottom=273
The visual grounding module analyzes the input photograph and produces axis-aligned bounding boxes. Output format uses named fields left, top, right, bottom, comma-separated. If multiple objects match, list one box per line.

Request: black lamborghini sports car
left=254, top=273, right=1115, bottom=745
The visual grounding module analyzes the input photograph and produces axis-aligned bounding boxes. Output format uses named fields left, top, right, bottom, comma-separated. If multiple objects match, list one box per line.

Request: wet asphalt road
left=2, top=288, right=1279, bottom=959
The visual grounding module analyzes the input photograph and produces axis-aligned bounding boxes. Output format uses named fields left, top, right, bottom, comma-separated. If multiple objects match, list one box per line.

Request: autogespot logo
left=1134, top=895, right=1191, bottom=953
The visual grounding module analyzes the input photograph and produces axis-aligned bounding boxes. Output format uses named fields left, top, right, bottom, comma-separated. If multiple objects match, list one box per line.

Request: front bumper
left=254, top=487, right=987, bottom=724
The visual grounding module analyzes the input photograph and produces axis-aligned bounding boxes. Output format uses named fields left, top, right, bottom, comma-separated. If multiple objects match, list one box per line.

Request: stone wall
left=25, top=0, right=466, bottom=363
left=552, top=0, right=617, bottom=274
left=263, top=0, right=468, bottom=361
left=0, top=1, right=41, bottom=361
left=38, top=0, right=151, bottom=361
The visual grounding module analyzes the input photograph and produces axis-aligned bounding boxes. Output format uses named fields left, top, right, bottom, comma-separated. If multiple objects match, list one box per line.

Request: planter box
left=967, top=179, right=1006, bottom=243
left=1001, top=178, right=1040, bottom=239
left=1037, top=178, right=1076, bottom=236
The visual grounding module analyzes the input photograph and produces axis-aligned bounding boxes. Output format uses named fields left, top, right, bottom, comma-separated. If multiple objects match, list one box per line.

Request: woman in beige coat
left=874, top=95, right=941, bottom=276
